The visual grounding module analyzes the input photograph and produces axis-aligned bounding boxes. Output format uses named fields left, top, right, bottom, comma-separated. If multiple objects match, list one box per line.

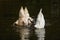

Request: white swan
left=34, top=9, right=45, bottom=28
left=14, top=7, right=33, bottom=26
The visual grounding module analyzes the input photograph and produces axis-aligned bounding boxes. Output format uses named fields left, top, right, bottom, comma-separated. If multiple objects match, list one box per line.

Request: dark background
left=0, top=0, right=60, bottom=40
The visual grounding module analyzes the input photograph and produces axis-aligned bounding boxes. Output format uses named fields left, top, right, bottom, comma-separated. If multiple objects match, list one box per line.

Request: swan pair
left=14, top=7, right=45, bottom=28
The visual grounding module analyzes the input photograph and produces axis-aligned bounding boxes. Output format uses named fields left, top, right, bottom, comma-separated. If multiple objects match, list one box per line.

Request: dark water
left=0, top=0, right=60, bottom=40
